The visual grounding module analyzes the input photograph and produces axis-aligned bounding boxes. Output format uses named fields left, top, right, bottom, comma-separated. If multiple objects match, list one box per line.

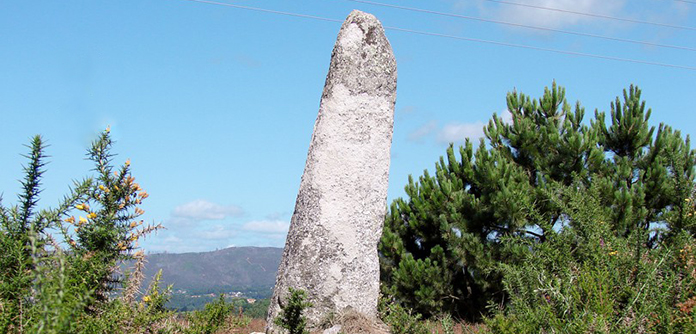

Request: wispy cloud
left=172, top=199, right=243, bottom=221
left=408, top=120, right=438, bottom=142
left=500, top=109, right=513, bottom=124
left=234, top=54, right=262, bottom=68
left=242, top=220, right=290, bottom=234
left=437, top=121, right=486, bottom=143
left=437, top=110, right=512, bottom=144
left=399, top=105, right=417, bottom=115
left=144, top=201, right=290, bottom=253
left=495, top=0, right=627, bottom=29
left=143, top=218, right=290, bottom=253
left=452, top=0, right=628, bottom=30
left=195, top=224, right=239, bottom=240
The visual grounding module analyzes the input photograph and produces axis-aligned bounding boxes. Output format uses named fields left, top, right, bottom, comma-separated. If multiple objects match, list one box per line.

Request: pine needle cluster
left=379, top=82, right=695, bottom=331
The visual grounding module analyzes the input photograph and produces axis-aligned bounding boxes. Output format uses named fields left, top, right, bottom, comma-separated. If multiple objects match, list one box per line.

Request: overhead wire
left=385, top=26, right=696, bottom=71
left=349, top=0, right=696, bottom=52
left=483, top=0, right=696, bottom=31
left=175, top=0, right=343, bottom=23
left=175, top=0, right=696, bottom=71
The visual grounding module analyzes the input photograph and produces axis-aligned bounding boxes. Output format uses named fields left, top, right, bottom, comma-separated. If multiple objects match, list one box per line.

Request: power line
left=484, top=0, right=696, bottom=31
left=175, top=0, right=696, bottom=71
left=176, top=0, right=343, bottom=23
left=385, top=26, right=696, bottom=71
left=349, top=0, right=696, bottom=52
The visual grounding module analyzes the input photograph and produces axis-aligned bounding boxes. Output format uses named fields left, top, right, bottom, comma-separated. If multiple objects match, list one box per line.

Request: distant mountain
left=140, top=247, right=283, bottom=298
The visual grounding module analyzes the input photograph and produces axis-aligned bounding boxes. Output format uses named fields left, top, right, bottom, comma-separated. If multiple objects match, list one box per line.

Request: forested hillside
left=141, top=247, right=282, bottom=297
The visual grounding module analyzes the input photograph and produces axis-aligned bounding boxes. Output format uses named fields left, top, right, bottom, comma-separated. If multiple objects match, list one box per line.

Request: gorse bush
left=3, top=84, right=693, bottom=334
left=379, top=294, right=428, bottom=334
left=184, top=294, right=251, bottom=334
left=0, top=129, right=171, bottom=334
left=487, top=182, right=696, bottom=333
left=274, top=288, right=312, bottom=334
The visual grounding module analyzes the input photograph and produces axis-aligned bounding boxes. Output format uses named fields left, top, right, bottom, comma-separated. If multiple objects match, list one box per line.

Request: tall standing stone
left=266, top=10, right=396, bottom=333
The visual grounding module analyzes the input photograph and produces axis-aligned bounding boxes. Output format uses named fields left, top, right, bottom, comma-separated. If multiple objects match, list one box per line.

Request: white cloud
left=492, top=0, right=627, bottom=30
left=234, top=53, right=261, bottom=68
left=162, top=235, right=181, bottom=243
left=242, top=220, right=290, bottom=234
left=408, top=120, right=438, bottom=142
left=437, top=121, right=487, bottom=143
left=141, top=218, right=290, bottom=253
left=196, top=224, right=238, bottom=240
left=143, top=204, right=290, bottom=253
left=265, top=212, right=289, bottom=221
left=450, top=0, right=486, bottom=12
left=412, top=110, right=511, bottom=145
left=501, top=109, right=513, bottom=124
left=172, top=199, right=243, bottom=221
left=400, top=105, right=417, bottom=114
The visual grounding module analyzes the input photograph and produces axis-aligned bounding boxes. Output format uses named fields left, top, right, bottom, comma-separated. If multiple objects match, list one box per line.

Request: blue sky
left=1, top=0, right=694, bottom=253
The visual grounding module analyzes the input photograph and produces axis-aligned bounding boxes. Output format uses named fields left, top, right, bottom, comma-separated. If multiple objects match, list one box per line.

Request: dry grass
left=162, top=315, right=489, bottom=334
left=425, top=320, right=488, bottom=334
left=328, top=308, right=390, bottom=334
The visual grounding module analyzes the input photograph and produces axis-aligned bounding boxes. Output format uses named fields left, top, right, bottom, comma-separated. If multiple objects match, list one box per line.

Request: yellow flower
left=78, top=216, right=88, bottom=225
left=609, top=250, right=619, bottom=256
left=69, top=240, right=76, bottom=246
left=75, top=204, right=84, bottom=210
left=134, top=208, right=145, bottom=216
left=87, top=212, right=97, bottom=219
left=143, top=295, right=151, bottom=303
left=125, top=159, right=131, bottom=167
left=686, top=198, right=691, bottom=202
left=130, top=221, right=138, bottom=228
left=64, top=216, right=75, bottom=224
left=106, top=125, right=111, bottom=133
left=139, top=191, right=149, bottom=199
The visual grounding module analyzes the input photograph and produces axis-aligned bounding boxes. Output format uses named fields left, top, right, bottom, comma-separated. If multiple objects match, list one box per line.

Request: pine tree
left=379, top=82, right=695, bottom=320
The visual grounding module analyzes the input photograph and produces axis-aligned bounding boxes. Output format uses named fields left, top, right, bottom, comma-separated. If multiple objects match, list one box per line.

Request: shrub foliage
left=0, top=130, right=169, bottom=333
left=274, top=288, right=312, bottom=334
left=379, top=82, right=696, bottom=331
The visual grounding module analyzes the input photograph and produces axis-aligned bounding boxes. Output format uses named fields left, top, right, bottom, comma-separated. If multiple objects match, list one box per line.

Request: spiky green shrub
left=75, top=268, right=174, bottom=334
left=485, top=181, right=696, bottom=333
left=0, top=130, right=171, bottom=334
left=378, top=294, right=428, bottom=334
left=274, top=288, right=312, bottom=334
left=380, top=82, right=695, bottom=321
left=184, top=294, right=251, bottom=334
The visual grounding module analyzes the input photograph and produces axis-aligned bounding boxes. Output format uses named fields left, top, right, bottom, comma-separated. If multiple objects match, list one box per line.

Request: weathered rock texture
left=266, top=10, right=396, bottom=333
